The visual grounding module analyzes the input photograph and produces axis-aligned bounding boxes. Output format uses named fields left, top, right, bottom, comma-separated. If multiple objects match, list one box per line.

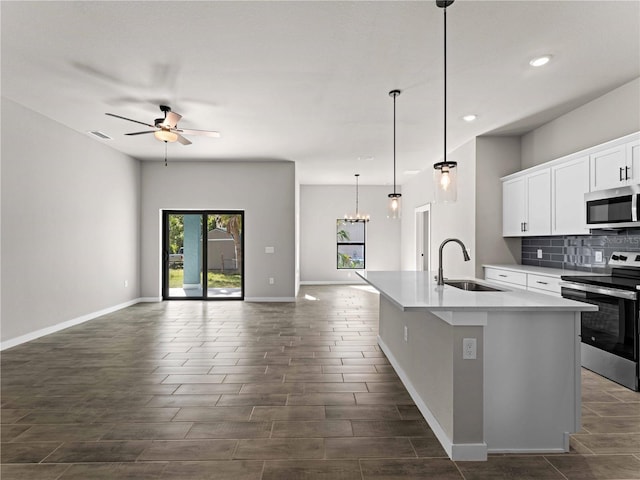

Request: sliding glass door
left=162, top=210, right=244, bottom=300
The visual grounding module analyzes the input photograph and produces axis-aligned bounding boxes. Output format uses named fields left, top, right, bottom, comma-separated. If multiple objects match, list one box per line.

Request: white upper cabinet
left=551, top=155, right=590, bottom=235
left=503, top=169, right=551, bottom=237
left=590, top=140, right=640, bottom=191
left=502, top=176, right=526, bottom=236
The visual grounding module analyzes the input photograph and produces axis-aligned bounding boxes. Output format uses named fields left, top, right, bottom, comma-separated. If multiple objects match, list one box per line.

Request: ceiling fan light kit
left=433, top=0, right=458, bottom=203
left=105, top=104, right=220, bottom=151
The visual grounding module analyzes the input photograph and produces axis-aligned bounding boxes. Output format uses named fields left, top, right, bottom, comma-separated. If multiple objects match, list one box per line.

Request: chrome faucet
left=437, top=238, right=471, bottom=285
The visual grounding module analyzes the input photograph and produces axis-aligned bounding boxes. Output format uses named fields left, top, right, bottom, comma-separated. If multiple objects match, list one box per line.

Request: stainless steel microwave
left=585, top=185, right=640, bottom=229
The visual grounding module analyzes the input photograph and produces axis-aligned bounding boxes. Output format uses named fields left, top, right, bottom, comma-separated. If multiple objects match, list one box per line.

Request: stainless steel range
left=561, top=251, right=640, bottom=391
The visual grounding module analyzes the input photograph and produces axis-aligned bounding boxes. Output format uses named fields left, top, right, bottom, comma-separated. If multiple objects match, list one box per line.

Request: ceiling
left=2, top=1, right=639, bottom=185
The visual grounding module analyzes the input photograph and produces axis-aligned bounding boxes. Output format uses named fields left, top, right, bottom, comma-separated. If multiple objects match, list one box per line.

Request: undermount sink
left=444, top=280, right=503, bottom=292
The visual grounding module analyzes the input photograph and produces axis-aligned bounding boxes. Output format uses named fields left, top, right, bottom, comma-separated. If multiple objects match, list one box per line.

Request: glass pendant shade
left=433, top=161, right=457, bottom=203
left=387, top=193, right=402, bottom=219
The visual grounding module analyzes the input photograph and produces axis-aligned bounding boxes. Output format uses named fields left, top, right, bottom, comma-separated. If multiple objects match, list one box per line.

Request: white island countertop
left=357, top=270, right=597, bottom=314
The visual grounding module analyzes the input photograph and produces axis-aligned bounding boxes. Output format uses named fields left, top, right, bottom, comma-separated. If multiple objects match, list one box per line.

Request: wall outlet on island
left=537, top=249, right=543, bottom=259
left=463, top=338, right=477, bottom=360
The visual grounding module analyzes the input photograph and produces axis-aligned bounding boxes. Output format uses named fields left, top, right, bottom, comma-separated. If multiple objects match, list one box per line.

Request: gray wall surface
left=140, top=160, right=296, bottom=300
left=300, top=184, right=401, bottom=283
left=521, top=77, right=640, bottom=169
left=1, top=98, right=141, bottom=343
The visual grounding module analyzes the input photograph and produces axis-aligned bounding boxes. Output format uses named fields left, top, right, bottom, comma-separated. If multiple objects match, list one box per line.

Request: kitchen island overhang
left=357, top=270, right=598, bottom=461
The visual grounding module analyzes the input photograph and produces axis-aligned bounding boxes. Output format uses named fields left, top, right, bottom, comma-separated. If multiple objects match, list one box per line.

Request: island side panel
left=378, top=296, right=485, bottom=457
left=483, top=310, right=581, bottom=453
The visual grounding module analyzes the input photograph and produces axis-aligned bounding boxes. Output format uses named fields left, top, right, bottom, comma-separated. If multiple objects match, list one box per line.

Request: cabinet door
left=590, top=144, right=627, bottom=191
left=627, top=140, right=640, bottom=184
left=552, top=156, right=590, bottom=235
left=525, top=169, right=551, bottom=236
left=502, top=177, right=526, bottom=236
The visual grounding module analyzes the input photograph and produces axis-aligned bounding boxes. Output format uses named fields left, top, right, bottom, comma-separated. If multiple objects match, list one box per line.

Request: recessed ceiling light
left=529, top=55, right=552, bottom=67
left=462, top=114, right=477, bottom=122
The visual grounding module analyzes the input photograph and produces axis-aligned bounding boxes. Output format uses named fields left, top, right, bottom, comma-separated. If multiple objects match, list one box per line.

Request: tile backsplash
left=522, top=231, right=640, bottom=272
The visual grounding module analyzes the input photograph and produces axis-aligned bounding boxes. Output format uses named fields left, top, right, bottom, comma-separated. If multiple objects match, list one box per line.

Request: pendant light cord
left=393, top=93, right=397, bottom=195
left=443, top=5, right=447, bottom=164
left=355, top=174, right=359, bottom=216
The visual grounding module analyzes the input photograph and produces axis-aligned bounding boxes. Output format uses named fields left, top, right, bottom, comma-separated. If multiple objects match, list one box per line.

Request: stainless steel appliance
left=585, top=185, right=640, bottom=230
left=561, top=252, right=640, bottom=391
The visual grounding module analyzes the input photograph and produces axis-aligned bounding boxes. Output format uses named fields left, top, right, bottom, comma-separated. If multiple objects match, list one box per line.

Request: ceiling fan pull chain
left=164, top=141, right=168, bottom=167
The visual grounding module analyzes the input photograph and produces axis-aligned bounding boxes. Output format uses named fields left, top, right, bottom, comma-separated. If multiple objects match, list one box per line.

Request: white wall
left=521, top=77, right=640, bottom=168
left=300, top=185, right=401, bottom=283
left=1, top=98, right=141, bottom=344
left=400, top=139, right=477, bottom=279
left=140, top=161, right=296, bottom=300
left=475, top=137, right=521, bottom=276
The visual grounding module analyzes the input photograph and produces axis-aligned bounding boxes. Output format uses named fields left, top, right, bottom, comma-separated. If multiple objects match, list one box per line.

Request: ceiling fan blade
left=162, top=111, right=182, bottom=128
left=176, top=134, right=192, bottom=145
left=105, top=113, right=155, bottom=128
left=125, top=130, right=156, bottom=136
left=178, top=128, right=221, bottom=138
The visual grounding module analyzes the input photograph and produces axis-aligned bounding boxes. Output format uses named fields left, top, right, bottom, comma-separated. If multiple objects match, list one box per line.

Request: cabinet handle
left=620, top=167, right=625, bottom=181
left=498, top=274, right=508, bottom=278
left=523, top=222, right=527, bottom=232
left=536, top=281, right=548, bottom=285
left=626, top=166, right=631, bottom=180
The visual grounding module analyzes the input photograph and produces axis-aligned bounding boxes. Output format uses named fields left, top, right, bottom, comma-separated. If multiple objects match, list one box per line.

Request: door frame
left=415, top=203, right=431, bottom=272
left=162, top=209, right=245, bottom=301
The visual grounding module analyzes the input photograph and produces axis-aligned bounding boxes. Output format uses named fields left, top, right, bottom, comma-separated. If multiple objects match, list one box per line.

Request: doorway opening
left=162, top=210, right=244, bottom=300
left=415, top=204, right=431, bottom=272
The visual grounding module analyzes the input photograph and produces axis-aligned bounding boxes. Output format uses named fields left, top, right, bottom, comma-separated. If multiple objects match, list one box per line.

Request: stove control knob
left=620, top=255, right=628, bottom=261
left=612, top=255, right=620, bottom=260
left=635, top=255, right=640, bottom=262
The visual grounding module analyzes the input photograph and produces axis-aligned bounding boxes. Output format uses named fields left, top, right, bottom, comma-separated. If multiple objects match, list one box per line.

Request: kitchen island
left=357, top=271, right=597, bottom=461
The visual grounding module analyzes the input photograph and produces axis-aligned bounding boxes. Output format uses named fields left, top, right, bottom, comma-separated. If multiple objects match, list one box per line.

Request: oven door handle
left=560, top=281, right=638, bottom=300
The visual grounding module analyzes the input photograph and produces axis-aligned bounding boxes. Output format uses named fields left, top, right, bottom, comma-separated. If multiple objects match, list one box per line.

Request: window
left=336, top=219, right=366, bottom=269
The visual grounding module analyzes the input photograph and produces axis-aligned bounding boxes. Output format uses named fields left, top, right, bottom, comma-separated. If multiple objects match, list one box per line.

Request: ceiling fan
left=105, top=105, right=220, bottom=145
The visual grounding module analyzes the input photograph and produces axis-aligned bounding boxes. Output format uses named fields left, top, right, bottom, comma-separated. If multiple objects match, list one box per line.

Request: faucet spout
left=437, top=238, right=471, bottom=286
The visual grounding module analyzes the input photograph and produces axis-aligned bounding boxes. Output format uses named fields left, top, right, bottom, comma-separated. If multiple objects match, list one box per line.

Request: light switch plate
left=265, top=246, right=275, bottom=254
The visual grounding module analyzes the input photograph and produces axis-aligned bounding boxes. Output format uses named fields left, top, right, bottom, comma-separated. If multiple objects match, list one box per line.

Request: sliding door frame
left=162, top=209, right=245, bottom=301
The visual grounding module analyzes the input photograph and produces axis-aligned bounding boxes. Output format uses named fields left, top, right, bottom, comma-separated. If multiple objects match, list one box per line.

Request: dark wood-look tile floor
left=1, top=285, right=639, bottom=479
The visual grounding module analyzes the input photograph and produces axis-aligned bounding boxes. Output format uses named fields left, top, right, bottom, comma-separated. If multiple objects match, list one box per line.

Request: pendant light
left=433, top=0, right=457, bottom=203
left=344, top=174, right=370, bottom=223
left=388, top=89, right=402, bottom=219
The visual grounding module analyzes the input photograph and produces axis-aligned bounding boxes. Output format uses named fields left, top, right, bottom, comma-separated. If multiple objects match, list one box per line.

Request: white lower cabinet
left=484, top=267, right=561, bottom=297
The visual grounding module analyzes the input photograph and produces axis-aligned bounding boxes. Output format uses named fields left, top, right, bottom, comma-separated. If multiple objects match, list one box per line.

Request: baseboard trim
left=378, top=335, right=488, bottom=462
left=300, top=280, right=366, bottom=285
left=139, top=297, right=162, bottom=302
left=244, top=297, right=296, bottom=303
left=1, top=298, right=143, bottom=351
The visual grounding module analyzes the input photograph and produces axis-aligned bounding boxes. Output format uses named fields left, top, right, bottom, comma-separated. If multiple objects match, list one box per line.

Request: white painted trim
left=378, top=335, right=488, bottom=462
left=244, top=297, right=296, bottom=302
left=139, top=297, right=162, bottom=302
left=1, top=298, right=143, bottom=351
left=300, top=280, right=366, bottom=285
left=488, top=447, right=567, bottom=455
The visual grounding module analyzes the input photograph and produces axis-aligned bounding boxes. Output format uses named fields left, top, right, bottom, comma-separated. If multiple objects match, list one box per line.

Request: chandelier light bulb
left=440, top=168, right=451, bottom=190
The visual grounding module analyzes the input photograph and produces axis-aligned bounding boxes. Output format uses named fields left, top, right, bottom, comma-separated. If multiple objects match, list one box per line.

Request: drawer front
left=527, top=273, right=562, bottom=294
left=485, top=268, right=527, bottom=286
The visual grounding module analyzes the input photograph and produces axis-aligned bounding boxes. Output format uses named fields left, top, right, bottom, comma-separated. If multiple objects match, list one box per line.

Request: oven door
left=561, top=283, right=637, bottom=362
left=561, top=282, right=639, bottom=390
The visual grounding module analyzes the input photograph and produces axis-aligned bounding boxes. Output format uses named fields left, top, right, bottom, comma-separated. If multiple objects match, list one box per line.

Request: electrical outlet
left=463, top=338, right=477, bottom=360
left=124, top=280, right=128, bottom=288
left=595, top=250, right=603, bottom=263
left=403, top=326, right=408, bottom=342
left=537, top=249, right=543, bottom=259
left=269, top=277, right=275, bottom=285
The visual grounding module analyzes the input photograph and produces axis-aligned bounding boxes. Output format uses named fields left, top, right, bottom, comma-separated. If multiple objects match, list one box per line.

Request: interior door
left=163, top=210, right=244, bottom=300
